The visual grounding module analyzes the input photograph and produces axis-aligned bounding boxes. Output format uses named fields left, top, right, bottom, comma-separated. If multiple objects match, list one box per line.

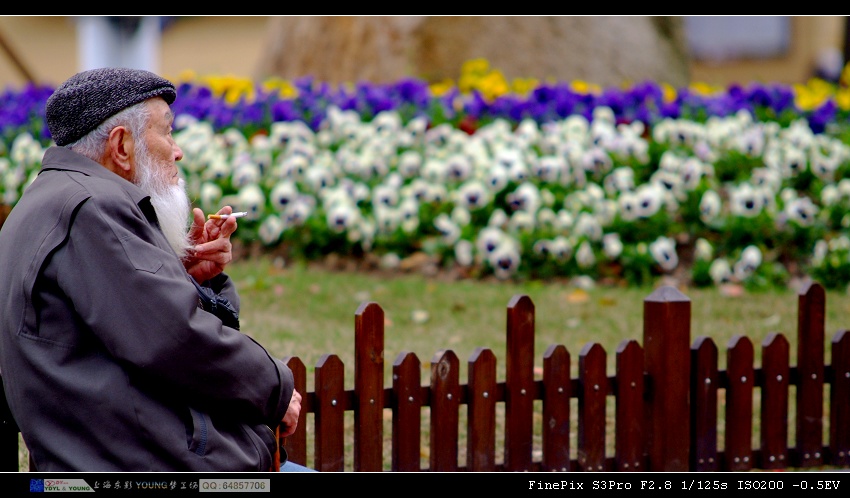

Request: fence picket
left=578, top=342, right=607, bottom=471
left=690, top=336, right=719, bottom=471
left=429, top=349, right=460, bottom=471
left=467, top=347, right=497, bottom=471
left=354, top=301, right=385, bottom=472
left=796, top=281, right=825, bottom=467
left=391, top=351, right=422, bottom=471
left=282, top=356, right=307, bottom=466
left=615, top=339, right=645, bottom=472
left=504, top=295, right=535, bottom=471
left=831, top=330, right=850, bottom=466
left=542, top=344, right=571, bottom=471
left=314, top=353, right=345, bottom=471
left=759, top=333, right=790, bottom=470
left=724, top=335, right=754, bottom=471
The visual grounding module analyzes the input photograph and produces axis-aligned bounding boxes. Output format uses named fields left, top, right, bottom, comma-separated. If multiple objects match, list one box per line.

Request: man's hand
left=280, top=389, right=302, bottom=438
left=184, top=207, right=236, bottom=282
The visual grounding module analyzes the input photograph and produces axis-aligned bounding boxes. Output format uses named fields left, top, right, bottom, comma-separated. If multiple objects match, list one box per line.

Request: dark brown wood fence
left=2, top=281, right=849, bottom=472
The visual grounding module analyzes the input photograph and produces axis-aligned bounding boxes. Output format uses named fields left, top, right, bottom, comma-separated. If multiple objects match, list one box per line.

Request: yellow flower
left=511, top=77, right=540, bottom=97
left=688, top=82, right=722, bottom=97
left=460, top=58, right=491, bottom=77
left=661, top=83, right=678, bottom=103
left=793, top=81, right=832, bottom=111
left=570, top=80, right=602, bottom=95
left=262, top=78, right=299, bottom=99
left=835, top=88, right=850, bottom=111
left=429, top=79, right=456, bottom=97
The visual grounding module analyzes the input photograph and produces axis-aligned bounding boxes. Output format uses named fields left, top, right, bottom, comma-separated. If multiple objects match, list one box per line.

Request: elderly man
left=0, top=68, right=311, bottom=472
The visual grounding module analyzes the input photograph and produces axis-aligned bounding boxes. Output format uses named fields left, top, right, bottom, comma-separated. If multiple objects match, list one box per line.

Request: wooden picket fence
left=2, top=281, right=849, bottom=472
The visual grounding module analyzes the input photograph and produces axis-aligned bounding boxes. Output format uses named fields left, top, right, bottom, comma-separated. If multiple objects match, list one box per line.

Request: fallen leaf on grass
left=566, top=288, right=589, bottom=303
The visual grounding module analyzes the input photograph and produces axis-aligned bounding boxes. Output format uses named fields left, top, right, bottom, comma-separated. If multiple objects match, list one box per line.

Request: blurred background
left=1, top=16, right=848, bottom=89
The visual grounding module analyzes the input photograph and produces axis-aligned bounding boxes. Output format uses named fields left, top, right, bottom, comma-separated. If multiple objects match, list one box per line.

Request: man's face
left=135, top=98, right=183, bottom=185
left=133, top=99, right=191, bottom=260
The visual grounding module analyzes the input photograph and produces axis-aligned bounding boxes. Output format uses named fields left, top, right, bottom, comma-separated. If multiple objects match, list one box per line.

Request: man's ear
left=106, top=126, right=134, bottom=176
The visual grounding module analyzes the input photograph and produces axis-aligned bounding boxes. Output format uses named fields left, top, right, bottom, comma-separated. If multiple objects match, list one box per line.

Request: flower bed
left=3, top=59, right=850, bottom=289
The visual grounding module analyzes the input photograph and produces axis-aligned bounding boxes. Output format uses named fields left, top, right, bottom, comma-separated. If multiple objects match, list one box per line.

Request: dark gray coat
left=0, top=146, right=294, bottom=471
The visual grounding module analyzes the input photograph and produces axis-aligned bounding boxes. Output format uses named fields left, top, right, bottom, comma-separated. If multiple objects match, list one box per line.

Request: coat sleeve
left=53, top=194, right=293, bottom=427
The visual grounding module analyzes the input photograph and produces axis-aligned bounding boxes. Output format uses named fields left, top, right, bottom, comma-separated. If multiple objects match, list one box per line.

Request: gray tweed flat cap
left=46, top=67, right=177, bottom=146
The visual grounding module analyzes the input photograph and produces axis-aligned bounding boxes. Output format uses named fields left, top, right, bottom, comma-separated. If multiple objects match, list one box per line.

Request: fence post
left=504, top=294, right=535, bottom=471
left=643, top=285, right=691, bottom=471
left=354, top=301, right=385, bottom=471
left=795, top=281, right=825, bottom=467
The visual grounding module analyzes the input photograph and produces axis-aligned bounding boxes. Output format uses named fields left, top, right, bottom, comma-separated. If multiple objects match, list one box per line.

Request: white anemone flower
left=603, top=167, right=635, bottom=196
left=812, top=239, right=828, bottom=267
left=371, top=110, right=403, bottom=135
left=602, top=233, right=623, bottom=259
left=231, top=161, right=262, bottom=189
left=617, top=191, right=640, bottom=222
left=809, top=151, right=840, bottom=181
left=783, top=196, right=819, bottom=227
left=371, top=205, right=399, bottom=234
left=729, top=183, right=764, bottom=218
left=580, top=146, right=613, bottom=176
left=699, top=190, right=722, bottom=223
left=709, top=258, right=733, bottom=284
left=454, top=180, right=492, bottom=211
left=751, top=167, right=782, bottom=192
left=422, top=158, right=449, bottom=183
left=574, top=212, right=603, bottom=241
left=694, top=238, right=714, bottom=261
left=282, top=198, right=313, bottom=228
left=649, top=236, right=678, bottom=272
left=425, top=183, right=448, bottom=204
left=476, top=226, right=506, bottom=257
left=575, top=241, right=596, bottom=269
left=198, top=182, right=223, bottom=212
left=508, top=210, right=536, bottom=233
left=820, top=184, right=839, bottom=206
left=633, top=183, right=664, bottom=218
left=236, top=184, right=266, bottom=220
left=494, top=148, right=528, bottom=182
left=397, top=150, right=423, bottom=178
left=445, top=153, right=473, bottom=182
left=434, top=213, right=461, bottom=245
left=532, top=155, right=565, bottom=183
left=258, top=214, right=285, bottom=246
left=304, top=164, right=335, bottom=192
left=506, top=182, right=541, bottom=213
left=278, top=154, right=309, bottom=181
left=372, top=184, right=399, bottom=209
left=678, top=157, right=705, bottom=190
left=451, top=206, right=472, bottom=227
left=202, top=153, right=232, bottom=182
left=554, top=209, right=575, bottom=231
left=733, top=245, right=762, bottom=280
left=325, top=201, right=361, bottom=233
left=484, top=164, right=510, bottom=193
left=488, top=209, right=509, bottom=228
left=454, top=239, right=474, bottom=267
left=550, top=236, right=573, bottom=261
left=269, top=180, right=300, bottom=212
left=398, top=197, right=419, bottom=223
left=778, top=143, right=808, bottom=178
left=487, top=238, right=522, bottom=280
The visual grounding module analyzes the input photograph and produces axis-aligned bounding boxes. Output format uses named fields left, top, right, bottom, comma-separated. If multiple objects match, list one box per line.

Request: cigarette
left=207, top=211, right=248, bottom=220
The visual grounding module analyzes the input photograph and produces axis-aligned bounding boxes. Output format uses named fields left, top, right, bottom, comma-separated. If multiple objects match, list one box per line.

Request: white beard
left=134, top=142, right=192, bottom=261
